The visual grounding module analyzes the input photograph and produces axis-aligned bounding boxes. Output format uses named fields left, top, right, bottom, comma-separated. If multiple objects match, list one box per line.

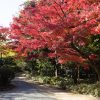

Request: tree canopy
left=10, top=0, right=100, bottom=62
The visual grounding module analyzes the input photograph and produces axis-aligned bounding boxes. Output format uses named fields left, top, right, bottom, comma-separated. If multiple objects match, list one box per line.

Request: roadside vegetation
left=0, top=0, right=100, bottom=97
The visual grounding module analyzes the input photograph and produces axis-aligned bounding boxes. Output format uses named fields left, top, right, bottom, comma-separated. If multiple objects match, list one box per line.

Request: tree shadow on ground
left=0, top=77, right=57, bottom=100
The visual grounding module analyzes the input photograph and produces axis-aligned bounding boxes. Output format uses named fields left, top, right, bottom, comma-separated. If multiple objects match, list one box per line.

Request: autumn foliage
left=10, top=0, right=100, bottom=64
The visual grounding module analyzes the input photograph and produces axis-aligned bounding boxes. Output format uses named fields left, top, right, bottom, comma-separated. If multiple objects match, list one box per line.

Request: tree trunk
left=72, top=68, right=78, bottom=84
left=55, top=50, right=58, bottom=77
left=55, top=66, right=58, bottom=77
left=55, top=69, right=58, bottom=77
left=90, top=62, right=100, bottom=81
left=77, top=66, right=80, bottom=82
left=93, top=65, right=100, bottom=81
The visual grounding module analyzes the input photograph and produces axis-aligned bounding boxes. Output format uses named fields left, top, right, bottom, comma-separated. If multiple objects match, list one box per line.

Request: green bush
left=43, top=76, right=74, bottom=89
left=43, top=76, right=51, bottom=84
left=0, top=67, right=15, bottom=86
left=57, top=78, right=68, bottom=89
left=0, top=57, right=20, bottom=87
left=30, top=75, right=74, bottom=89
left=51, top=77, right=73, bottom=89
left=12, top=66, right=22, bottom=73
left=69, top=82, right=100, bottom=97
left=15, top=59, right=27, bottom=73
left=35, top=59, right=55, bottom=76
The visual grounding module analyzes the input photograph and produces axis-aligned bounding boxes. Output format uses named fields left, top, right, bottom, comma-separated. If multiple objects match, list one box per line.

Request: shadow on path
left=0, top=76, right=99, bottom=100
left=0, top=77, right=56, bottom=100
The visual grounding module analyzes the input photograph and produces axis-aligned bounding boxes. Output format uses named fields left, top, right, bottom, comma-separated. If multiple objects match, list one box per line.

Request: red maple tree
left=10, top=0, right=100, bottom=80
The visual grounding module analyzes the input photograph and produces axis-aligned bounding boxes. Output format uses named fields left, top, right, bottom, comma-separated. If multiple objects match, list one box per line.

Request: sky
left=0, top=0, right=26, bottom=27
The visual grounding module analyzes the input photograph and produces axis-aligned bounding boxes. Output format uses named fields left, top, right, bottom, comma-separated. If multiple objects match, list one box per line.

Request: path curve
left=0, top=76, right=56, bottom=100
left=0, top=76, right=99, bottom=100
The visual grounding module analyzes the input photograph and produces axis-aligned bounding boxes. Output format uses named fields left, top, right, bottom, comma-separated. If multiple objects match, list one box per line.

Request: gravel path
left=0, top=76, right=99, bottom=100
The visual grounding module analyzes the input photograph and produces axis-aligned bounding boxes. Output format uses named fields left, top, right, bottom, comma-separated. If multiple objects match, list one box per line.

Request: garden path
left=0, top=76, right=99, bottom=100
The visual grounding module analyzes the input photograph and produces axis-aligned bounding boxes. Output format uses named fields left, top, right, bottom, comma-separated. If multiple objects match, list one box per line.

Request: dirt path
left=0, top=76, right=99, bottom=100
left=0, top=76, right=56, bottom=100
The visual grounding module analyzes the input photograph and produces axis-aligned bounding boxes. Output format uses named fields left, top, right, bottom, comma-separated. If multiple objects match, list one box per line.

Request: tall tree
left=10, top=0, right=100, bottom=80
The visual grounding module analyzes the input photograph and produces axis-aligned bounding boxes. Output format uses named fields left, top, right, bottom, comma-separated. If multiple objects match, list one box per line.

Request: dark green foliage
left=24, top=59, right=39, bottom=75
left=0, top=67, right=15, bottom=86
left=36, top=59, right=55, bottom=76
left=1, top=57, right=22, bottom=73
left=88, top=35, right=100, bottom=54
left=0, top=57, right=20, bottom=86
left=25, top=58, right=55, bottom=76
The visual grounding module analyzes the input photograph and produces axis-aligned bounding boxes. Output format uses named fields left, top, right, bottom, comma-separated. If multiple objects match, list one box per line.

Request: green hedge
left=69, top=82, right=100, bottom=97
left=31, top=75, right=73, bottom=89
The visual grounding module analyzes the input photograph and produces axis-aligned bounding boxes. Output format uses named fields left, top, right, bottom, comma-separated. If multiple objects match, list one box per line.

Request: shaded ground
left=0, top=76, right=99, bottom=100
left=0, top=76, right=56, bottom=100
